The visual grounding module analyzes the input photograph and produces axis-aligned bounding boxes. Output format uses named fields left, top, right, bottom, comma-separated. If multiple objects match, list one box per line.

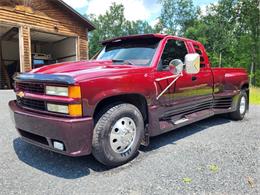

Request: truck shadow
left=13, top=115, right=231, bottom=179
left=13, top=138, right=108, bottom=179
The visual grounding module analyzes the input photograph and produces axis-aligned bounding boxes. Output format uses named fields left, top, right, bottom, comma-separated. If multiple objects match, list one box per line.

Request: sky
left=63, top=0, right=217, bottom=25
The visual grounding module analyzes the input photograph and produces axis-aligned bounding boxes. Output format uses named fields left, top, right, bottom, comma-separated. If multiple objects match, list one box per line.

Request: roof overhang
left=55, top=0, right=95, bottom=31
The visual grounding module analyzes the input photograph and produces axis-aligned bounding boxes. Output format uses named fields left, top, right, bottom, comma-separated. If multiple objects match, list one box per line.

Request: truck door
left=172, top=41, right=214, bottom=115
left=153, top=38, right=189, bottom=116
left=154, top=38, right=214, bottom=120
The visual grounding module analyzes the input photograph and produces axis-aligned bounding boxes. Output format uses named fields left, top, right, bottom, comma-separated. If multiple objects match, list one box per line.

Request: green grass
left=250, top=87, right=260, bottom=105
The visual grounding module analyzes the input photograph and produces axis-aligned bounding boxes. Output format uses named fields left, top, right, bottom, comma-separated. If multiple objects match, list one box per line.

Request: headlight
left=46, top=86, right=68, bottom=97
left=47, top=103, right=68, bottom=114
left=46, top=86, right=81, bottom=98
left=47, top=103, right=82, bottom=116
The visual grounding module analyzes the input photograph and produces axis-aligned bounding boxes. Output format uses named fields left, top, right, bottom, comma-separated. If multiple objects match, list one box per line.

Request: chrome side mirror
left=185, top=53, right=200, bottom=74
left=169, top=59, right=184, bottom=75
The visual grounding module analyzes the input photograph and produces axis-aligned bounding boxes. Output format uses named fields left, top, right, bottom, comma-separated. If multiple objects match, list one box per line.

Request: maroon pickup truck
left=9, top=34, right=249, bottom=167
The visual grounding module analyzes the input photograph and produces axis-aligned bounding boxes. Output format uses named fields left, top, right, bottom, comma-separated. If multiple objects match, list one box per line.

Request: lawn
left=250, top=87, right=260, bottom=105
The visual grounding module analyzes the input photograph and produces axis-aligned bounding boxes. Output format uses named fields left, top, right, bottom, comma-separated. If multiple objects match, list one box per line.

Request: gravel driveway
left=0, top=90, right=259, bottom=195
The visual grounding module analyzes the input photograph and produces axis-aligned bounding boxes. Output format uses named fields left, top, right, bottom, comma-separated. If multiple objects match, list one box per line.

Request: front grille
left=17, top=96, right=45, bottom=111
left=17, top=82, right=45, bottom=94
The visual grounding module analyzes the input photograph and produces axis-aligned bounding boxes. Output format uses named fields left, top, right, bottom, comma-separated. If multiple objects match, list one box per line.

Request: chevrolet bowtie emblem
left=17, top=91, right=25, bottom=98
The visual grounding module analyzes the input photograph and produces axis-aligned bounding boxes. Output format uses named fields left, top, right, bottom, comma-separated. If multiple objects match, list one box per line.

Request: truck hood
left=30, top=60, right=149, bottom=82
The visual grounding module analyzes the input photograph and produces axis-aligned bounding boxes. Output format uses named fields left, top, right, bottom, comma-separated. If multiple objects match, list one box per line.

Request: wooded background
left=86, top=0, right=259, bottom=86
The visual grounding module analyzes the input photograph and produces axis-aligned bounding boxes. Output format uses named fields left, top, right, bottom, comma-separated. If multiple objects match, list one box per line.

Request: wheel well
left=241, top=83, right=249, bottom=90
left=93, top=94, right=149, bottom=125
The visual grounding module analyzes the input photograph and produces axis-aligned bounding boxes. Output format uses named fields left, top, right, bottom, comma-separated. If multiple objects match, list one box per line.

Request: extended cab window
left=193, top=43, right=206, bottom=68
left=159, top=39, right=187, bottom=70
left=97, top=38, right=160, bottom=66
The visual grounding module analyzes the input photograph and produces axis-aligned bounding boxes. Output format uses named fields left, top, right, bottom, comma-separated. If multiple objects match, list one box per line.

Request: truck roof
left=101, top=33, right=197, bottom=45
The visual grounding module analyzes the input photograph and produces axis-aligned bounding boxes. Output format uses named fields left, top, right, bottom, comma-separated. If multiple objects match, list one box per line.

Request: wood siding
left=0, top=0, right=89, bottom=71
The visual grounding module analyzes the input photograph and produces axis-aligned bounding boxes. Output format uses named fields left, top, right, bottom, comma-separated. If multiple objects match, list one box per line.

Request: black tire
left=229, top=90, right=248, bottom=120
left=92, top=103, right=144, bottom=167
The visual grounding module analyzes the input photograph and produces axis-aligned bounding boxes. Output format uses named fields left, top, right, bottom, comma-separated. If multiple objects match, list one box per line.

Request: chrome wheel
left=240, top=96, right=246, bottom=114
left=110, top=117, right=136, bottom=153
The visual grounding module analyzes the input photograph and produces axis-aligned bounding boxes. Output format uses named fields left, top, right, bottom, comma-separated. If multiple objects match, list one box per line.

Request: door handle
left=192, top=76, right=197, bottom=81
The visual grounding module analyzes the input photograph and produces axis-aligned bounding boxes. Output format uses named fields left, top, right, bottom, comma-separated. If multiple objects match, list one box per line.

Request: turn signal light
left=69, top=86, right=81, bottom=98
left=69, top=104, right=82, bottom=117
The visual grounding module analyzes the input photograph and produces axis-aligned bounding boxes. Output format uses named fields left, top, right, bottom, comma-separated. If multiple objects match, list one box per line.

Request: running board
left=174, top=118, right=189, bottom=125
left=159, top=109, right=215, bottom=134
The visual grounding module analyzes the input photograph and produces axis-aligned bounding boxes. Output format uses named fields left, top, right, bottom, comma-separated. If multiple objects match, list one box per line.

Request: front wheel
left=229, top=90, right=248, bottom=120
left=92, top=103, right=144, bottom=167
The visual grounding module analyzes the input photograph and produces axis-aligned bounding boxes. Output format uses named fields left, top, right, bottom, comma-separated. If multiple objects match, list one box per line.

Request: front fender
left=79, top=73, right=154, bottom=116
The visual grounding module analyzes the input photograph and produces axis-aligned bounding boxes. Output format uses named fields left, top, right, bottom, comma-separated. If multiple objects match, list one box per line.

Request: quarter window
left=193, top=44, right=206, bottom=68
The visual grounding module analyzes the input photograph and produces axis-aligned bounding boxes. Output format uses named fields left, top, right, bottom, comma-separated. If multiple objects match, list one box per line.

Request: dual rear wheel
left=229, top=90, right=248, bottom=120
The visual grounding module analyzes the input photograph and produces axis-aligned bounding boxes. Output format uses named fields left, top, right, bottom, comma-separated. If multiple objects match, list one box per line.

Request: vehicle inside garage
left=0, top=28, right=78, bottom=89
left=30, top=30, right=77, bottom=69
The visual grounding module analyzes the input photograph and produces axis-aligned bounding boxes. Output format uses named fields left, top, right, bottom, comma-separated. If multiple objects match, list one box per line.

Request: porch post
left=19, top=25, right=31, bottom=72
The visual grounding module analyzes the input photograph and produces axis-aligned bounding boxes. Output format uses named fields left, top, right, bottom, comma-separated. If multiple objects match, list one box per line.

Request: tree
left=125, top=20, right=155, bottom=35
left=87, top=3, right=127, bottom=57
left=185, top=0, right=238, bottom=67
left=184, top=0, right=259, bottom=86
left=235, top=0, right=260, bottom=85
left=157, top=0, right=198, bottom=35
left=87, top=3, right=155, bottom=58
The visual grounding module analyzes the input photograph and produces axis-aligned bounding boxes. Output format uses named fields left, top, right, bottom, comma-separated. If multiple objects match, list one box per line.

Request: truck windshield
left=97, top=38, right=160, bottom=66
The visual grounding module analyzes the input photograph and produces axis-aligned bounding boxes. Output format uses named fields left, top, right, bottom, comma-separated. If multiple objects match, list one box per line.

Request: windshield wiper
left=112, top=59, right=135, bottom=65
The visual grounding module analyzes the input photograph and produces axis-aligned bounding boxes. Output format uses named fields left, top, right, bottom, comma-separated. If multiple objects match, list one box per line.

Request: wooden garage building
left=0, top=0, right=95, bottom=89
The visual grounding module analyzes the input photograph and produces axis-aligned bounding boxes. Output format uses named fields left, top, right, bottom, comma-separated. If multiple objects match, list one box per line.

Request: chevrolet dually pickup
left=9, top=34, right=249, bottom=167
